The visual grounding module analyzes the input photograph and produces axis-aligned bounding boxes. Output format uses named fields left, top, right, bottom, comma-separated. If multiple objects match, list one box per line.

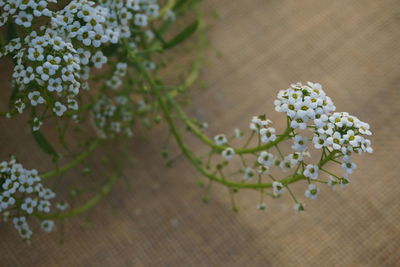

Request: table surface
left=1, top=0, right=400, bottom=266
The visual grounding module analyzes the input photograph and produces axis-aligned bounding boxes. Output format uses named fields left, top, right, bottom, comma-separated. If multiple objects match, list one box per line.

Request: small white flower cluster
left=214, top=82, right=373, bottom=207
left=274, top=82, right=372, bottom=198
left=7, top=30, right=81, bottom=121
left=97, top=0, right=159, bottom=38
left=0, top=0, right=55, bottom=28
left=250, top=115, right=277, bottom=143
left=92, top=95, right=134, bottom=138
left=105, top=63, right=128, bottom=90
left=0, top=158, right=62, bottom=240
left=1, top=0, right=161, bottom=131
left=274, top=82, right=336, bottom=130
left=313, top=112, right=373, bottom=155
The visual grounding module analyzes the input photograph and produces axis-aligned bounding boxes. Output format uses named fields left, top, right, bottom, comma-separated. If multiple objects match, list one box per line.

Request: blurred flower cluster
left=0, top=0, right=163, bottom=134
left=0, top=157, right=68, bottom=240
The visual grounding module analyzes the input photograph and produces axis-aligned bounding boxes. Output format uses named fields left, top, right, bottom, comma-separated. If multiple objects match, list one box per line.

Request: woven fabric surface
left=1, top=0, right=399, bottom=266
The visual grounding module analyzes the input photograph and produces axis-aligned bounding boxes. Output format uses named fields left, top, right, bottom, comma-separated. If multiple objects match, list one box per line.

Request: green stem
left=168, top=94, right=292, bottom=154
left=36, top=172, right=119, bottom=220
left=136, top=57, right=337, bottom=190
left=41, top=139, right=100, bottom=180
left=37, top=139, right=129, bottom=220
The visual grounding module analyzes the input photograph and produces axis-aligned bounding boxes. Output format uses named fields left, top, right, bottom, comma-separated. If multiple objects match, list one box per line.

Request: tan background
left=1, top=0, right=400, bottom=266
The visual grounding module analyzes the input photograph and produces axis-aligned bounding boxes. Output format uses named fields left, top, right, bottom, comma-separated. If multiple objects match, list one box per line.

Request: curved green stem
left=36, top=172, right=119, bottom=220
left=135, top=54, right=336, bottom=190
left=37, top=139, right=130, bottom=220
left=167, top=94, right=292, bottom=154
left=41, top=139, right=100, bottom=180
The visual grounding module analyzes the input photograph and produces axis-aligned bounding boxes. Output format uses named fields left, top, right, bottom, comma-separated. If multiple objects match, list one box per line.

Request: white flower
left=41, top=188, right=56, bottom=200
left=56, top=201, right=69, bottom=211
left=78, top=66, right=90, bottom=80
left=53, top=102, right=67, bottom=116
left=37, top=200, right=51, bottom=213
left=32, top=117, right=43, bottom=131
left=2, top=179, right=19, bottom=194
left=18, top=176, right=35, bottom=193
left=243, top=167, right=255, bottom=180
left=68, top=98, right=79, bottom=110
left=92, top=50, right=107, bottom=69
left=292, top=135, right=308, bottom=151
left=18, top=224, right=33, bottom=240
left=358, top=122, right=372, bottom=136
left=13, top=216, right=32, bottom=239
left=317, top=122, right=334, bottom=136
left=314, top=114, right=328, bottom=127
left=134, top=14, right=148, bottom=27
left=221, top=147, right=235, bottom=160
left=21, top=197, right=37, bottom=214
left=115, top=62, right=128, bottom=76
left=0, top=192, right=15, bottom=210
left=36, top=65, right=55, bottom=81
left=250, top=115, right=271, bottom=131
left=119, top=7, right=133, bottom=24
left=280, top=157, right=293, bottom=172
left=47, top=78, right=63, bottom=92
left=312, top=135, right=327, bottom=149
left=258, top=165, right=270, bottom=174
left=290, top=116, right=308, bottom=130
left=77, top=48, right=91, bottom=65
left=293, top=203, right=304, bottom=212
left=341, top=159, right=357, bottom=174
left=305, top=184, right=320, bottom=200
left=49, top=37, right=65, bottom=51
left=15, top=99, right=26, bottom=113
left=13, top=216, right=28, bottom=230
left=214, top=134, right=227, bottom=146
left=343, top=130, right=361, bottom=147
left=27, top=46, right=44, bottom=61
left=106, top=76, right=122, bottom=89
left=260, top=127, right=276, bottom=143
left=303, top=164, right=319, bottom=180
left=28, top=91, right=45, bottom=106
left=146, top=4, right=159, bottom=17
left=61, top=67, right=74, bottom=82
left=326, top=131, right=343, bottom=150
left=15, top=11, right=34, bottom=28
left=287, top=152, right=303, bottom=166
left=272, top=181, right=285, bottom=196
left=257, top=151, right=274, bottom=167
left=41, top=220, right=54, bottom=232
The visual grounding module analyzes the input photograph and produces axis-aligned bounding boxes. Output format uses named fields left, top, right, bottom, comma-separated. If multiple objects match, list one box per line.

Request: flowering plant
left=0, top=0, right=373, bottom=242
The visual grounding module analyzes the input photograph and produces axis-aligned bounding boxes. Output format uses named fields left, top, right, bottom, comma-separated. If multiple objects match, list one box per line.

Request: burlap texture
left=1, top=0, right=399, bottom=266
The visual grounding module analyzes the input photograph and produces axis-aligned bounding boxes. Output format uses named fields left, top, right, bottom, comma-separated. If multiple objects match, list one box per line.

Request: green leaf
left=32, top=130, right=58, bottom=159
left=164, top=20, right=198, bottom=49
left=8, top=85, right=19, bottom=109
left=173, top=0, right=200, bottom=15
left=7, top=22, right=17, bottom=41
left=152, top=27, right=167, bottom=47
left=173, top=0, right=187, bottom=11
